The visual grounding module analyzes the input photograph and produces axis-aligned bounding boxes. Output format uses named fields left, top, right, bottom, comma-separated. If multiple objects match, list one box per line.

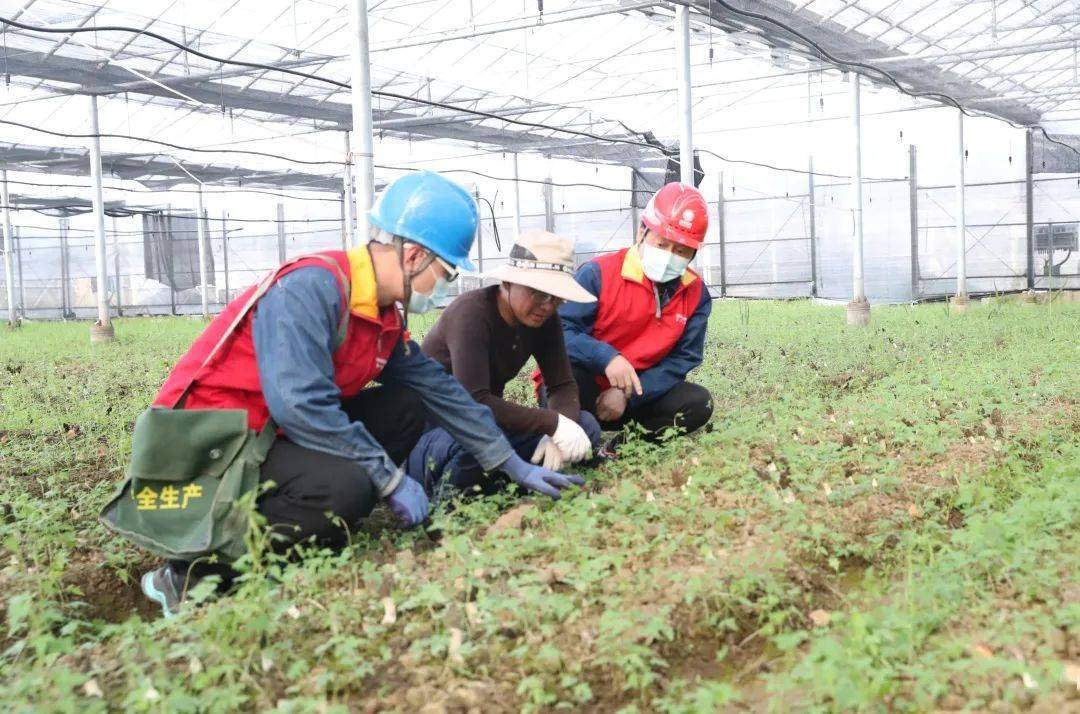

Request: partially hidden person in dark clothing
left=548, top=182, right=714, bottom=441
left=407, top=229, right=602, bottom=499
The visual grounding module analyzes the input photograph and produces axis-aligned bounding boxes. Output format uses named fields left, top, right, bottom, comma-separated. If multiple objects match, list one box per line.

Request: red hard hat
left=640, top=182, right=709, bottom=250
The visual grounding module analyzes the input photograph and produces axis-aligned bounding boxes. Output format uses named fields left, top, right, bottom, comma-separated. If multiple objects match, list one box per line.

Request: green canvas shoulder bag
left=100, top=254, right=350, bottom=561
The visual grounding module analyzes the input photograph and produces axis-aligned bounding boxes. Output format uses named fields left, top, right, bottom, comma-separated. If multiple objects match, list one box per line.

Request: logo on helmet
left=678, top=209, right=695, bottom=229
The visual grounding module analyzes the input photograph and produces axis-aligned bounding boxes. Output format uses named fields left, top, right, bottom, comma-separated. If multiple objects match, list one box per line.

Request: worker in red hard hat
left=541, top=182, right=713, bottom=441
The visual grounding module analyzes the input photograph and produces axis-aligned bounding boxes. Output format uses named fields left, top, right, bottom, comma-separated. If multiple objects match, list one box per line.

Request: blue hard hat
left=369, top=171, right=478, bottom=271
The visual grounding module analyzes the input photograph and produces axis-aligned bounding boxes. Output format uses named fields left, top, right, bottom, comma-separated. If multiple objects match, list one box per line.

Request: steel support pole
left=543, top=178, right=555, bottom=232
left=718, top=173, right=727, bottom=297
left=276, top=203, right=286, bottom=263
left=111, top=215, right=122, bottom=315
left=342, top=131, right=356, bottom=247
left=350, top=0, right=376, bottom=240
left=675, top=4, right=694, bottom=186
left=1048, top=223, right=1055, bottom=294
left=808, top=157, right=818, bottom=297
left=1025, top=129, right=1035, bottom=290
left=2, top=170, right=17, bottom=327
left=195, top=185, right=209, bottom=319
left=339, top=189, right=348, bottom=250
left=60, top=218, right=70, bottom=318
left=909, top=145, right=920, bottom=301
left=512, top=153, right=522, bottom=239
left=847, top=74, right=869, bottom=325
left=221, top=213, right=230, bottom=302
left=851, top=77, right=865, bottom=301
left=953, top=109, right=968, bottom=311
left=165, top=207, right=175, bottom=315
left=15, top=227, right=24, bottom=319
left=474, top=186, right=484, bottom=277
left=88, top=95, right=114, bottom=340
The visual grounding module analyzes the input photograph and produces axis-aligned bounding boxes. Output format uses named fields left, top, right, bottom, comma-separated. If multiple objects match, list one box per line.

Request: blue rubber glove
left=499, top=453, right=585, bottom=500
left=386, top=476, right=429, bottom=527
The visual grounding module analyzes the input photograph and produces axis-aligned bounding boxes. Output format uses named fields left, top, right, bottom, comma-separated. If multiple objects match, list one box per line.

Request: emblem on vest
left=675, top=313, right=688, bottom=325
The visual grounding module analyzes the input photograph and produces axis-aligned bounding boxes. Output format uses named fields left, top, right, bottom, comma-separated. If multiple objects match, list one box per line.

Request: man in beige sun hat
left=405, top=229, right=601, bottom=499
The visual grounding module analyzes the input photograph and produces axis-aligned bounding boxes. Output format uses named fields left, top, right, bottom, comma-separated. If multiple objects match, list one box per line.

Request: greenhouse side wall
left=3, top=174, right=1078, bottom=320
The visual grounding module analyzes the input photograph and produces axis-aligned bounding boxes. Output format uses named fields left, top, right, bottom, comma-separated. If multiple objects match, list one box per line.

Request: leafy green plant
left=0, top=302, right=1076, bottom=710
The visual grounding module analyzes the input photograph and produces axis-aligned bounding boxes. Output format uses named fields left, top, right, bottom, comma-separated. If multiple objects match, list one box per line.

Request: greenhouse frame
left=1, top=0, right=1079, bottom=333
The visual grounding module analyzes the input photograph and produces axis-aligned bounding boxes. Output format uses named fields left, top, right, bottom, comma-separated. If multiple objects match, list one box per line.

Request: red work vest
left=591, top=247, right=702, bottom=387
left=154, top=248, right=402, bottom=430
left=534, top=246, right=703, bottom=394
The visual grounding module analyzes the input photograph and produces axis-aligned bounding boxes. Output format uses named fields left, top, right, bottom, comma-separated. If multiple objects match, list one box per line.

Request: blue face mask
left=639, top=243, right=691, bottom=283
left=407, top=265, right=449, bottom=314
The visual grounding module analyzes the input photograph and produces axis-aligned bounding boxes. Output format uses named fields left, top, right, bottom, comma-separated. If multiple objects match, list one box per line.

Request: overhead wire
left=0, top=204, right=344, bottom=223
left=15, top=226, right=342, bottom=239
left=474, top=195, right=503, bottom=253
left=0, top=117, right=345, bottom=166
left=0, top=117, right=641, bottom=193
left=375, top=164, right=634, bottom=193
left=0, top=15, right=668, bottom=147
left=704, top=0, right=1080, bottom=165
left=0, top=14, right=904, bottom=181
left=3, top=162, right=635, bottom=197
left=14, top=221, right=345, bottom=239
left=3, top=177, right=345, bottom=202
left=4, top=7, right=1075, bottom=192
left=7, top=5, right=360, bottom=175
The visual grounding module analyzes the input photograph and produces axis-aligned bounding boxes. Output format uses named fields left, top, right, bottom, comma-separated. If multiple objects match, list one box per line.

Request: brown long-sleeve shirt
left=421, top=286, right=580, bottom=436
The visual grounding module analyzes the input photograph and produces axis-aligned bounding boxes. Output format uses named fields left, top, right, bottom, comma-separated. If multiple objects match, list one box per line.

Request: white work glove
left=551, top=414, right=591, bottom=464
left=530, top=435, right=564, bottom=471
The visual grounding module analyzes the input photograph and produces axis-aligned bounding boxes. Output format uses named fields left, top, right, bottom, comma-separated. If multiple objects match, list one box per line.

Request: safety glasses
left=432, top=255, right=459, bottom=282
left=524, top=285, right=564, bottom=308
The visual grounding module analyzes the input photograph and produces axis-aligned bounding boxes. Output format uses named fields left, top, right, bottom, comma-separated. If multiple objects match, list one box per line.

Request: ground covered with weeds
left=1, top=299, right=1078, bottom=712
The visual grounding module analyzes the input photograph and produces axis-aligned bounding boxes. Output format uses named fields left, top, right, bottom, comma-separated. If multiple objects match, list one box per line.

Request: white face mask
left=407, top=264, right=449, bottom=314
left=639, top=242, right=691, bottom=283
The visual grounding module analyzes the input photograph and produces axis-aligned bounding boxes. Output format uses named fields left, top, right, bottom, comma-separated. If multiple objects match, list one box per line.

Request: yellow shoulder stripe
left=620, top=246, right=645, bottom=284
left=346, top=246, right=380, bottom=321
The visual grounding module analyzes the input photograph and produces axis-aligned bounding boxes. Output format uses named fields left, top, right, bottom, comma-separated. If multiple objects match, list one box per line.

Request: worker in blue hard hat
left=129, top=171, right=583, bottom=618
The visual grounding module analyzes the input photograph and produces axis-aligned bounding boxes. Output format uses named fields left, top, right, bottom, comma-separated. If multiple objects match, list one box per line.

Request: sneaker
left=141, top=565, right=185, bottom=618
left=580, top=439, right=618, bottom=467
left=598, top=436, right=620, bottom=460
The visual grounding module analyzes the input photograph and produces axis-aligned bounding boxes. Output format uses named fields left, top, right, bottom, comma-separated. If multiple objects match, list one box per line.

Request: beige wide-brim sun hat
left=484, top=229, right=597, bottom=303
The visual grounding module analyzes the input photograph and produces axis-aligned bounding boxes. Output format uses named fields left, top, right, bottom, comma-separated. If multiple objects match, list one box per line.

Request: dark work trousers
left=568, top=363, right=713, bottom=440
left=405, top=410, right=602, bottom=500
left=169, top=384, right=427, bottom=588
